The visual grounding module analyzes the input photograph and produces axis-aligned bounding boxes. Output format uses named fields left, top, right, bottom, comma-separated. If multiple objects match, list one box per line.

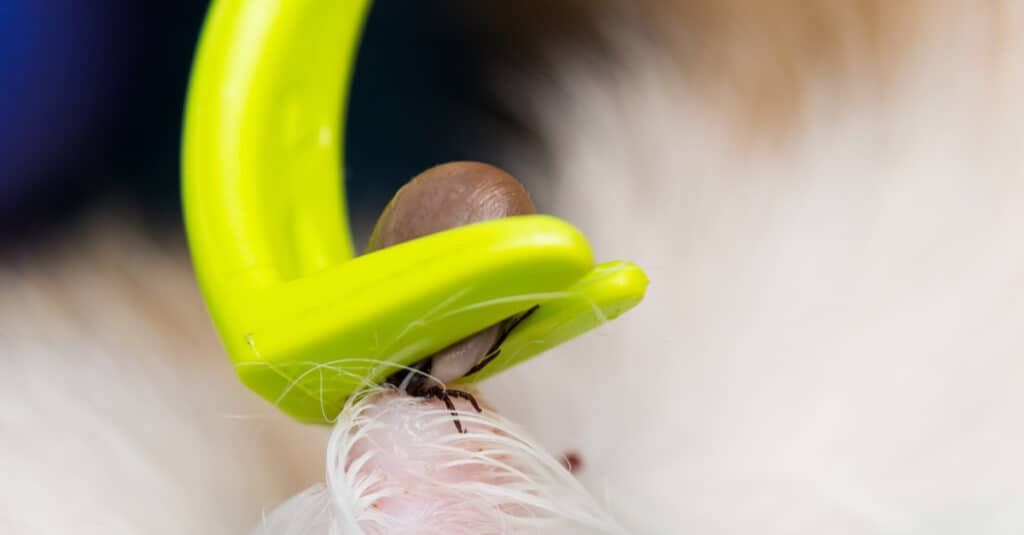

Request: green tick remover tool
left=182, top=0, right=648, bottom=423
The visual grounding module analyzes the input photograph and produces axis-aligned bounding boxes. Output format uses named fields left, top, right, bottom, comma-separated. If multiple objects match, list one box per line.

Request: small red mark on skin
left=560, top=451, right=583, bottom=474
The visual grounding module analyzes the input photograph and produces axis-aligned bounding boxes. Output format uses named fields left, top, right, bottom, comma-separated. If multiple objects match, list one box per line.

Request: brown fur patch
left=659, top=1, right=922, bottom=130
left=456, top=1, right=1009, bottom=137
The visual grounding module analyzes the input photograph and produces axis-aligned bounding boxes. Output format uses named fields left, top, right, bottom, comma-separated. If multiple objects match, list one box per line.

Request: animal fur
left=3, top=1, right=1024, bottom=533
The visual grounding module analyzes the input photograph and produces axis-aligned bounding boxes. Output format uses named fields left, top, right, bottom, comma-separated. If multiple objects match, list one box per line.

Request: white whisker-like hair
left=252, top=388, right=626, bottom=535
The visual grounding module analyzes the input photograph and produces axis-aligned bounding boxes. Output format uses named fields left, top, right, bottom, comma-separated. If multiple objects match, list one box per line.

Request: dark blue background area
left=0, top=1, right=121, bottom=226
left=0, top=1, right=520, bottom=246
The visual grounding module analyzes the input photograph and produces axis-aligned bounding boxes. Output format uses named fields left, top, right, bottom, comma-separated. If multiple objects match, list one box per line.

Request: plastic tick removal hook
left=181, top=0, right=649, bottom=423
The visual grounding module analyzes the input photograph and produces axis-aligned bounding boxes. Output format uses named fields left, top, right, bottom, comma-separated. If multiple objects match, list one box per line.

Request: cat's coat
left=3, top=2, right=1023, bottom=533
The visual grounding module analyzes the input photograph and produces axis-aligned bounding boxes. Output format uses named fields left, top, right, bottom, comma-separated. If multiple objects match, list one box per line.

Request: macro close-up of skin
left=4, top=1, right=1024, bottom=534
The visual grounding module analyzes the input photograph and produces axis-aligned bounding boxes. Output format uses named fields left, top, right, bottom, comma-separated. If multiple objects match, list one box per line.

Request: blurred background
left=0, top=0, right=575, bottom=249
left=6, top=2, right=1024, bottom=532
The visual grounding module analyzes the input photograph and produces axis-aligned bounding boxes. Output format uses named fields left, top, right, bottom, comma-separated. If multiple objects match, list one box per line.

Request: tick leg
left=464, top=349, right=500, bottom=377
left=464, top=305, right=540, bottom=377
left=444, top=389, right=483, bottom=413
left=493, top=305, right=539, bottom=349
left=425, top=386, right=466, bottom=434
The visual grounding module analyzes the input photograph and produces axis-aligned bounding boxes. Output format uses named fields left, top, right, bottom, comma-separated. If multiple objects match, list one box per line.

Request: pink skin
left=257, top=390, right=623, bottom=534
left=348, top=393, right=519, bottom=530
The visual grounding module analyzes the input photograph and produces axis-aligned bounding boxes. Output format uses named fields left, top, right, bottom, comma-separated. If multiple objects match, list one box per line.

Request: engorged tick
left=369, top=162, right=539, bottom=433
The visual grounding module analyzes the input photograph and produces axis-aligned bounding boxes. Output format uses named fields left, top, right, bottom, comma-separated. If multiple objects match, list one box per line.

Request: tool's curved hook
left=182, top=0, right=648, bottom=423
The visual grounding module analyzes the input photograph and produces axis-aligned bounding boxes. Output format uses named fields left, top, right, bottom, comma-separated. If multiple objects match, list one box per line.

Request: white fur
left=485, top=4, right=1024, bottom=533
left=4, top=3, right=1024, bottom=533
left=0, top=225, right=328, bottom=533
left=254, top=389, right=624, bottom=534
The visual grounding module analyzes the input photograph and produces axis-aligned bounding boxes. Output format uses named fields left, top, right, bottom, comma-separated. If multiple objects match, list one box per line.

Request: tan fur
left=486, top=1, right=1024, bottom=532
left=0, top=214, right=327, bottom=533
left=4, top=2, right=1024, bottom=533
left=475, top=1, right=1008, bottom=136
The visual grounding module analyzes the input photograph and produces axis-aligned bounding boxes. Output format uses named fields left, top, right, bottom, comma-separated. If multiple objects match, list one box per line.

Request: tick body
left=369, top=162, right=539, bottom=432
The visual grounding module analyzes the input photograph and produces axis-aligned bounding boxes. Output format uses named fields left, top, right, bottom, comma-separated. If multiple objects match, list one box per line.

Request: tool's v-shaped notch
left=183, top=0, right=648, bottom=422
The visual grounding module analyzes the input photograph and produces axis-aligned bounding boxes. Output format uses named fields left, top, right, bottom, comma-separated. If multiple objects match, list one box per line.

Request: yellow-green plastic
left=182, top=0, right=649, bottom=423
